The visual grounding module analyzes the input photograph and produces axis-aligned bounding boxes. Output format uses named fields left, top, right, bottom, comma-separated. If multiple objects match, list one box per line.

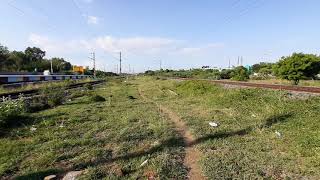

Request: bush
left=69, top=90, right=90, bottom=99
left=176, top=80, right=219, bottom=96
left=90, top=94, right=106, bottom=102
left=84, top=83, right=93, bottom=90
left=41, top=85, right=66, bottom=107
left=24, top=97, right=49, bottom=112
left=0, top=97, right=26, bottom=127
left=231, top=66, right=249, bottom=81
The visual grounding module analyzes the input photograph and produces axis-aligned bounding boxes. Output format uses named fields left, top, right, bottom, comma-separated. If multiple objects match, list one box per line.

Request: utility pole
left=128, top=64, right=131, bottom=74
left=50, top=59, right=53, bottom=74
left=241, top=56, right=243, bottom=66
left=160, top=59, right=162, bottom=70
left=237, top=56, right=240, bottom=66
left=89, top=52, right=96, bottom=78
left=228, top=58, right=231, bottom=69
left=119, top=51, right=122, bottom=75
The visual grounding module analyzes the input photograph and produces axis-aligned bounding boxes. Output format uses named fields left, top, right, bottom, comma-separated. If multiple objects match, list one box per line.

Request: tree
left=252, top=62, right=274, bottom=73
left=6, top=51, right=25, bottom=71
left=220, top=69, right=233, bottom=79
left=273, top=53, right=320, bottom=85
left=24, top=47, right=46, bottom=61
left=0, top=44, right=10, bottom=71
left=230, top=66, right=249, bottom=81
left=50, top=57, right=72, bottom=72
left=145, top=70, right=155, bottom=76
left=0, top=44, right=9, bottom=59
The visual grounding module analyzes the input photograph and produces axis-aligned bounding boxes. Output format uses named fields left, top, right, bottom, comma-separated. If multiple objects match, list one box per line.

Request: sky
left=1, top=0, right=320, bottom=73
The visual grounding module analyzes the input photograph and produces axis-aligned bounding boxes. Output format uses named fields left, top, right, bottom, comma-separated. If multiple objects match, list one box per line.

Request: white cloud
left=28, top=33, right=92, bottom=55
left=87, top=15, right=99, bottom=25
left=27, top=33, right=224, bottom=69
left=28, top=33, right=223, bottom=56
left=94, top=36, right=180, bottom=54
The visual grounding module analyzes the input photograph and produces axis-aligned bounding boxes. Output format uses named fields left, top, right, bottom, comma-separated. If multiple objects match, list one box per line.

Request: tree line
left=0, top=44, right=72, bottom=73
left=145, top=53, right=320, bottom=85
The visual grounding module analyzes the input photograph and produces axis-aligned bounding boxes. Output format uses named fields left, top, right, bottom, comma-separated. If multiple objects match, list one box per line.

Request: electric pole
left=50, top=59, right=53, bottom=74
left=237, top=56, right=240, bottom=66
left=90, top=52, right=96, bottom=78
left=119, top=51, right=122, bottom=75
left=160, top=59, right=162, bottom=70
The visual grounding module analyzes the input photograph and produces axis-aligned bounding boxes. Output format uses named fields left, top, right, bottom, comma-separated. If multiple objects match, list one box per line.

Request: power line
left=7, top=0, right=59, bottom=33
left=7, top=0, right=25, bottom=15
left=224, top=0, right=264, bottom=25
left=210, top=0, right=265, bottom=34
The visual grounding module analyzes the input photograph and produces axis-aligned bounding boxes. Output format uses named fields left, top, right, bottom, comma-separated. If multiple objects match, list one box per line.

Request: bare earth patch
left=138, top=88, right=205, bottom=180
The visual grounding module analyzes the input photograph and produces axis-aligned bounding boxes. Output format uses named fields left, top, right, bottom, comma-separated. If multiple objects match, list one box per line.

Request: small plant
left=24, top=96, right=49, bottom=112
left=0, top=96, right=26, bottom=127
left=41, top=85, right=66, bottom=107
left=84, top=83, right=94, bottom=90
left=69, top=90, right=90, bottom=99
left=90, top=94, right=106, bottom=102
left=176, top=80, right=219, bottom=96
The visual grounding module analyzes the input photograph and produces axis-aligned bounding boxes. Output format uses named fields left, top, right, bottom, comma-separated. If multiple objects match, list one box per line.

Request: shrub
left=0, top=97, right=26, bottom=127
left=220, top=69, right=233, bottom=79
left=176, top=80, right=219, bottom=96
left=90, top=94, right=106, bottom=102
left=41, top=85, right=66, bottom=107
left=69, top=90, right=90, bottom=99
left=24, top=97, right=49, bottom=112
left=84, top=83, right=93, bottom=90
left=231, top=66, right=249, bottom=81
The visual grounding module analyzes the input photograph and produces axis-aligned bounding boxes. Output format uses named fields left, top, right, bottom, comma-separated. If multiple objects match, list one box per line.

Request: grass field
left=0, top=78, right=187, bottom=179
left=138, top=77, right=320, bottom=179
left=0, top=79, right=93, bottom=94
left=1, top=76, right=320, bottom=179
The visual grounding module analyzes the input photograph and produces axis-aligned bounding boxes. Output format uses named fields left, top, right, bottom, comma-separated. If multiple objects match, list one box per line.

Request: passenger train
left=0, top=74, right=91, bottom=84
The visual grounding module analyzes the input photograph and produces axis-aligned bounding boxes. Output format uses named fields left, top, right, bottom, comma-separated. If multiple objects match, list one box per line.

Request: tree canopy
left=273, top=53, right=320, bottom=85
left=230, top=66, right=250, bottom=81
left=0, top=44, right=73, bottom=73
left=251, top=62, right=274, bottom=74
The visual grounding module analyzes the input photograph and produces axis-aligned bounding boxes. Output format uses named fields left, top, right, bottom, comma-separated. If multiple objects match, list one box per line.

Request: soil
left=138, top=88, right=205, bottom=180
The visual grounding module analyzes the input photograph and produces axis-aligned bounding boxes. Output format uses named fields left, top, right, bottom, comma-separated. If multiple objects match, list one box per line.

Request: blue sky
left=1, top=0, right=320, bottom=72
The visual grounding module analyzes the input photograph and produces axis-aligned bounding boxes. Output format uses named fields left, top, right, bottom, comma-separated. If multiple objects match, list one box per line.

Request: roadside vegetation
left=1, top=76, right=320, bottom=179
left=0, top=43, right=118, bottom=78
left=144, top=52, right=320, bottom=86
left=0, top=77, right=187, bottom=179
left=138, top=76, right=320, bottom=179
left=0, top=79, right=94, bottom=95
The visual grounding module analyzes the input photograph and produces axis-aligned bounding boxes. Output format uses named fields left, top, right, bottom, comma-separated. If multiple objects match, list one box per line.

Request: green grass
left=0, top=78, right=187, bottom=179
left=0, top=79, right=93, bottom=94
left=2, top=76, right=320, bottom=179
left=249, top=78, right=320, bottom=87
left=138, top=76, right=320, bottom=179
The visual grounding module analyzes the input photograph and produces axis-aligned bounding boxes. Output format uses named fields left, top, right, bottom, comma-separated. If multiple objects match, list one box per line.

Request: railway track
left=174, top=78, right=320, bottom=94
left=0, top=80, right=105, bottom=100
